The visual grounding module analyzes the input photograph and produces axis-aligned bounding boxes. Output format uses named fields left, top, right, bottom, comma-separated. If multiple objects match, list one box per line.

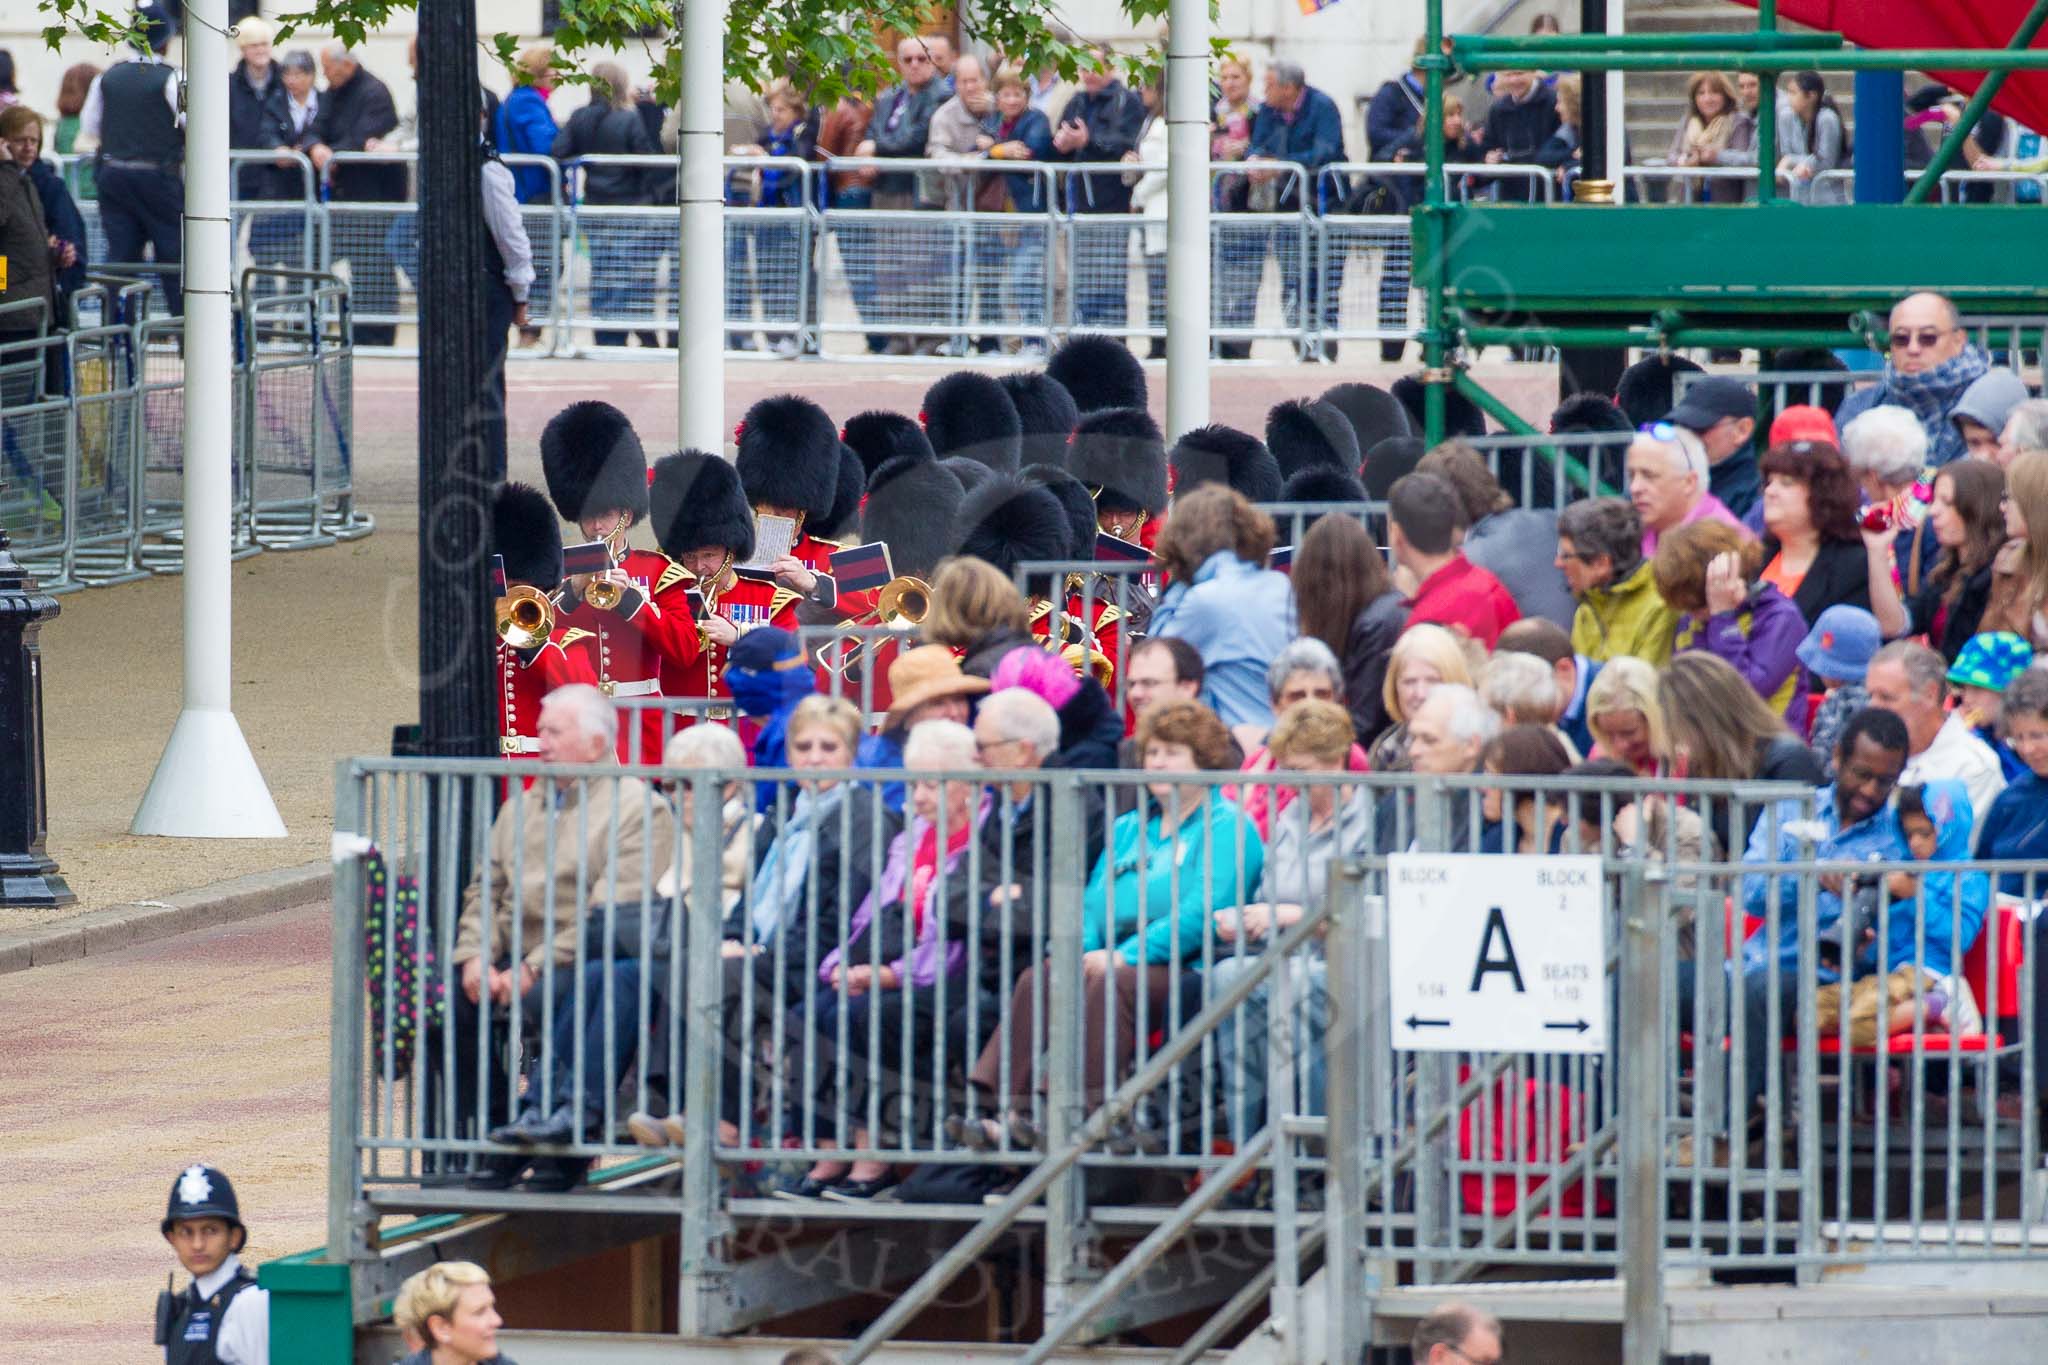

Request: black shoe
left=519, top=1156, right=592, bottom=1193
left=1380, top=340, right=1406, bottom=363
left=465, top=1152, right=530, bottom=1191
left=823, top=1173, right=899, bottom=1201
left=771, top=1171, right=845, bottom=1200
left=488, top=1103, right=549, bottom=1146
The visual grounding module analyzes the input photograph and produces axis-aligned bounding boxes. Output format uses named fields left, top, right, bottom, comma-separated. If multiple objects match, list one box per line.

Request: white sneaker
left=771, top=336, right=801, bottom=358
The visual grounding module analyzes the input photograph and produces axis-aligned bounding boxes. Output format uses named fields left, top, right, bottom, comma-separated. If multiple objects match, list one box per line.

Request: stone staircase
left=1621, top=0, right=1853, bottom=164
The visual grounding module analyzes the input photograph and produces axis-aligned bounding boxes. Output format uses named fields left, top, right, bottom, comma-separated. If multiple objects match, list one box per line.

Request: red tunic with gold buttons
left=556, top=547, right=704, bottom=765
left=656, top=564, right=801, bottom=741
left=498, top=628, right=599, bottom=783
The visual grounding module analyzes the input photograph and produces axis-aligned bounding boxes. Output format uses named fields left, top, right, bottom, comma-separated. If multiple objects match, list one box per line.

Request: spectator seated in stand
left=1147, top=485, right=1296, bottom=745
left=1800, top=605, right=1883, bottom=775
left=1478, top=724, right=1576, bottom=853
left=1867, top=640, right=2008, bottom=819
left=1948, top=632, right=2035, bottom=781
left=989, top=642, right=1125, bottom=770
left=1666, top=376, right=1762, bottom=523
left=1952, top=368, right=2030, bottom=465
left=1841, top=405, right=1938, bottom=587
left=1834, top=293, right=1993, bottom=467
left=1658, top=651, right=1822, bottom=856
left=1417, top=440, right=1573, bottom=629
left=1366, top=622, right=1475, bottom=772
left=1556, top=497, right=1678, bottom=666
left=1233, top=638, right=1371, bottom=838
left=1372, top=682, right=1499, bottom=854
left=1584, top=655, right=1667, bottom=776
left=1292, top=511, right=1409, bottom=745
left=1867, top=459, right=2008, bottom=662
left=1388, top=471, right=1521, bottom=650
left=1974, top=667, right=2048, bottom=898
left=1629, top=421, right=1751, bottom=558
left=1654, top=520, right=1809, bottom=727
left=1495, top=617, right=1599, bottom=758
left=1478, top=650, right=1577, bottom=761
left=856, top=644, right=991, bottom=815
left=724, top=628, right=824, bottom=813
left=1756, top=438, right=1872, bottom=624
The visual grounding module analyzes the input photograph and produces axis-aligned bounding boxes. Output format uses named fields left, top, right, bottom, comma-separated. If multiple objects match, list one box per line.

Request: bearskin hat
left=1319, top=381, right=1413, bottom=452
left=1046, top=334, right=1148, bottom=414
left=842, top=410, right=936, bottom=483
left=1266, top=398, right=1362, bottom=480
left=491, top=481, right=564, bottom=588
left=539, top=400, right=649, bottom=524
left=1391, top=375, right=1486, bottom=438
left=1068, top=408, right=1168, bottom=515
left=1550, top=392, right=1633, bottom=434
left=1281, top=465, right=1368, bottom=506
left=1001, top=371, right=1082, bottom=467
left=1170, top=425, right=1282, bottom=504
left=810, top=444, right=867, bottom=540
left=1768, top=347, right=1851, bottom=415
left=1614, top=355, right=1703, bottom=429
left=952, top=475, right=1072, bottom=578
left=922, top=372, right=1023, bottom=475
left=941, top=455, right=994, bottom=499
left=736, top=394, right=841, bottom=521
left=649, top=451, right=755, bottom=563
left=1022, top=463, right=1099, bottom=561
left=1361, top=436, right=1425, bottom=501
left=862, top=455, right=965, bottom=579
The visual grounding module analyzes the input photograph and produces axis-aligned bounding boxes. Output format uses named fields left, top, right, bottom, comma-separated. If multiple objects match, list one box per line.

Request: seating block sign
left=1386, top=853, right=1606, bottom=1055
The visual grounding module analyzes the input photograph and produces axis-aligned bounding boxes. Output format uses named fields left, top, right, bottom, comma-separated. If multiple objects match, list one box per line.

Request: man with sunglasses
left=1834, top=292, right=1992, bottom=466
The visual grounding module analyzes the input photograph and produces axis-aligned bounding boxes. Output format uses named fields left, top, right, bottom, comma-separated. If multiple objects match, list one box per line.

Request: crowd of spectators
left=440, top=301, right=2048, bottom=1197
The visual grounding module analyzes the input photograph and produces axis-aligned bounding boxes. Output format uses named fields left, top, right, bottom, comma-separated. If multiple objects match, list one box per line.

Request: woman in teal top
left=962, top=698, right=1263, bottom=1139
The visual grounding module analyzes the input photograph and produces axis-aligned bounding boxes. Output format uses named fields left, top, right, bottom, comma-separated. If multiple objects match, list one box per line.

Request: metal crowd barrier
left=0, top=268, right=365, bottom=592
left=327, top=758, right=2048, bottom=1351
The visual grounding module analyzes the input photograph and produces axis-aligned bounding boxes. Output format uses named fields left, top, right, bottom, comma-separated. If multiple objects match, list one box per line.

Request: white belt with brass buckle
left=500, top=735, right=541, bottom=755
left=608, top=678, right=662, bottom=698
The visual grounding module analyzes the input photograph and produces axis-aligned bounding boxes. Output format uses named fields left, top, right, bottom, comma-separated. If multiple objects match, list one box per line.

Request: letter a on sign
left=1469, top=906, right=1526, bottom=993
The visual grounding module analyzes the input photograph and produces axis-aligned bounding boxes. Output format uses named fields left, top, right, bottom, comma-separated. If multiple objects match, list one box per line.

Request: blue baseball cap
left=1795, top=605, right=1882, bottom=683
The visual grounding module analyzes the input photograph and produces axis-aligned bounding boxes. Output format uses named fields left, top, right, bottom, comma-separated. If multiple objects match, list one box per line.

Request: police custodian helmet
left=161, top=1164, right=246, bottom=1240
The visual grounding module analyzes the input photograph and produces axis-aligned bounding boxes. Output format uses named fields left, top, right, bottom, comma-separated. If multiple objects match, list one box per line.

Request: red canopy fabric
left=1733, top=0, right=2048, bottom=136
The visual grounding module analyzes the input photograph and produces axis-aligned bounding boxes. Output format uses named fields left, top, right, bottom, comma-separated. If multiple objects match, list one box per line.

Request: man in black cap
left=1666, top=374, right=1762, bottom=521
left=82, top=3, right=185, bottom=314
left=157, top=1163, right=269, bottom=1364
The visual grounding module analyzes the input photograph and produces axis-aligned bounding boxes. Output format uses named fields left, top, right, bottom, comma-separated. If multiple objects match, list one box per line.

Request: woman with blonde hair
left=1368, top=623, right=1475, bottom=771
left=923, top=554, right=1035, bottom=676
left=398, top=1261, right=511, bottom=1364
left=1987, top=450, right=2048, bottom=648
left=1585, top=655, right=1667, bottom=775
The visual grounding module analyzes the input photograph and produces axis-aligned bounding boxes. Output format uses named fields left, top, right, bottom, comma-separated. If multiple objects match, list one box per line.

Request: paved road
left=0, top=902, right=331, bottom=1363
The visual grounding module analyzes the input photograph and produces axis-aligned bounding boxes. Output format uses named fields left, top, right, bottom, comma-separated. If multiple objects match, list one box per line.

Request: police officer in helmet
left=157, top=1164, right=269, bottom=1364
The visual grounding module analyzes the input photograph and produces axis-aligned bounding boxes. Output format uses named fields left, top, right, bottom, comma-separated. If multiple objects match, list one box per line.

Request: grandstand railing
left=328, top=759, right=2048, bottom=1347
left=0, top=267, right=366, bottom=592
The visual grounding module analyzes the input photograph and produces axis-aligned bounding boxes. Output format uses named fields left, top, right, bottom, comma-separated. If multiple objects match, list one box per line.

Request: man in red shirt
left=1390, top=470, right=1521, bottom=649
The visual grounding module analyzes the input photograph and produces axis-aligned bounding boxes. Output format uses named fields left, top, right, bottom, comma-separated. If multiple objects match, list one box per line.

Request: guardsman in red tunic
left=491, top=483, right=598, bottom=771
left=648, top=451, right=800, bottom=730
left=734, top=394, right=852, bottom=603
left=539, top=401, right=704, bottom=765
left=920, top=369, right=1024, bottom=479
left=836, top=452, right=970, bottom=714
left=1064, top=407, right=1170, bottom=693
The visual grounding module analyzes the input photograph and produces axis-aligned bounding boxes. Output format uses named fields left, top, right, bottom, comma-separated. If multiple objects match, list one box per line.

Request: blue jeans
left=547, top=959, right=654, bottom=1135
left=1208, top=953, right=1330, bottom=1146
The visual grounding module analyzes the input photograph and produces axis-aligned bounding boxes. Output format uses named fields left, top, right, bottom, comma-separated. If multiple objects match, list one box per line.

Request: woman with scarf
left=779, top=720, right=988, bottom=1199
left=1665, top=71, right=1740, bottom=201
left=722, top=627, right=824, bottom=814
left=717, top=696, right=897, bottom=1140
left=1867, top=459, right=2008, bottom=661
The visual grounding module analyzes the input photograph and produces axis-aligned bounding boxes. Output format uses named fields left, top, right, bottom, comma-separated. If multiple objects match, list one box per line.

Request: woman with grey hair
left=1480, top=650, right=1579, bottom=760
left=1842, top=404, right=1944, bottom=591
left=1235, top=636, right=1365, bottom=838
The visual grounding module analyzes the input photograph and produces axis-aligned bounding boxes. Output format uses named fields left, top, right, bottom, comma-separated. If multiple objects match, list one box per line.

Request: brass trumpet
left=584, top=516, right=630, bottom=610
left=1062, top=642, right=1115, bottom=689
left=495, top=584, right=558, bottom=651
left=875, top=575, right=932, bottom=629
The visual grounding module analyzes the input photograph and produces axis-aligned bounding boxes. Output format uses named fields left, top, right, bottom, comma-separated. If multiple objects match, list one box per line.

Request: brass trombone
left=495, top=584, right=559, bottom=651
left=875, top=575, right=931, bottom=629
left=584, top=515, right=630, bottom=610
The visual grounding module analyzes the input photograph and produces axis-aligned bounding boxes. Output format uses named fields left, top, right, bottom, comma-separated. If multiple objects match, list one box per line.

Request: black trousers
left=479, top=281, right=513, bottom=484
left=97, top=164, right=184, bottom=315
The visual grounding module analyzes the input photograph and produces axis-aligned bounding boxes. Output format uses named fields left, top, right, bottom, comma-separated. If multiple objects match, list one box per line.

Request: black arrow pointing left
left=1406, top=1015, right=1451, bottom=1029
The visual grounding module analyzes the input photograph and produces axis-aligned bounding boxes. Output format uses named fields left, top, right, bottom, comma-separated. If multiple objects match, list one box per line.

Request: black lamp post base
left=1, top=855, right=75, bottom=908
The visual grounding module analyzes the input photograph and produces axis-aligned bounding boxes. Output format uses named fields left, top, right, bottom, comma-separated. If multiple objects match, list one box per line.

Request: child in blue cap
left=1795, top=605, right=1882, bottom=780
left=1948, top=631, right=2036, bottom=782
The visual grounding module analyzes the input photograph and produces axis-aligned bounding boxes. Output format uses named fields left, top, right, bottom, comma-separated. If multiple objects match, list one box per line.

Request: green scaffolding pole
left=1448, top=371, right=1608, bottom=496
left=1455, top=31, right=1841, bottom=54
left=1422, top=0, right=1448, bottom=447
left=1448, top=48, right=2048, bottom=73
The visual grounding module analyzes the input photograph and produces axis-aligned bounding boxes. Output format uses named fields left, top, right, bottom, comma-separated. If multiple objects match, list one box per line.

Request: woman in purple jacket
left=779, top=719, right=990, bottom=1201
left=1655, top=519, right=1811, bottom=729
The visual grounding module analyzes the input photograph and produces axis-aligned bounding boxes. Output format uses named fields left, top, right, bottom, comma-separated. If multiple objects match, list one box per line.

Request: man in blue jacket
left=1249, top=62, right=1346, bottom=357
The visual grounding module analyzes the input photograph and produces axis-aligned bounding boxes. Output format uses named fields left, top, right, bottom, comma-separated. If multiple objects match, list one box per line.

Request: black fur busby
left=1266, top=398, right=1362, bottom=479
left=811, top=444, right=867, bottom=540
left=1320, top=381, right=1414, bottom=452
left=492, top=482, right=564, bottom=588
left=1361, top=436, right=1425, bottom=501
left=1022, top=462, right=1100, bottom=561
left=1550, top=392, right=1633, bottom=434
left=953, top=475, right=1072, bottom=578
left=1281, top=465, right=1368, bottom=506
left=1614, top=355, right=1703, bottom=429
left=1068, top=408, right=1169, bottom=515
left=1170, top=425, right=1283, bottom=504
left=539, top=400, right=649, bottom=524
left=649, top=451, right=756, bottom=563
left=1391, top=375, right=1487, bottom=438
left=922, top=372, right=1023, bottom=475
left=842, top=410, right=936, bottom=483
left=1001, top=371, right=1082, bottom=467
left=862, top=455, right=966, bottom=579
left=736, top=394, right=842, bottom=521
left=1767, top=347, right=1851, bottom=415
left=941, top=455, right=994, bottom=499
left=1046, top=334, right=1148, bottom=414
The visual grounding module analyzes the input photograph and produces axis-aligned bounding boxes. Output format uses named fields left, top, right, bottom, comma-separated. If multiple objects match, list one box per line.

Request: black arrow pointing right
left=1406, top=1015, right=1451, bottom=1029
left=1545, top=1019, right=1591, bottom=1034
